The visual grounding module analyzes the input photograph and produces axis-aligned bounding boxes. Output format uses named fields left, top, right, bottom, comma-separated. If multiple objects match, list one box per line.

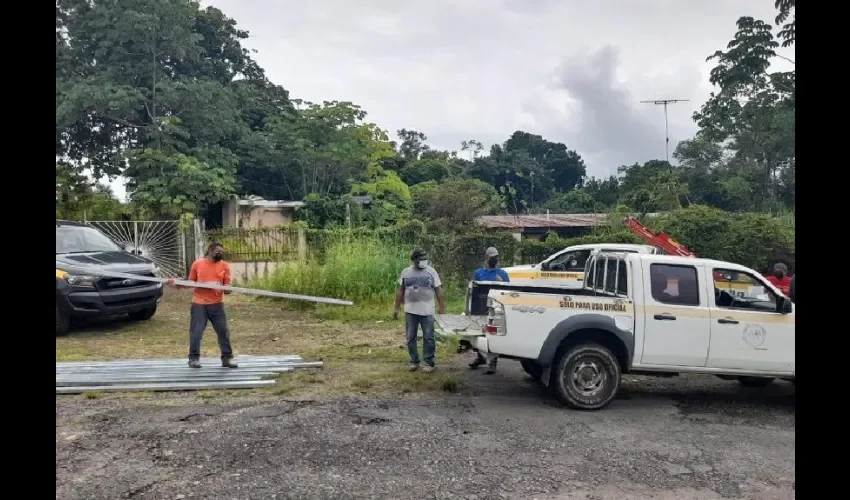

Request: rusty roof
left=475, top=213, right=609, bottom=230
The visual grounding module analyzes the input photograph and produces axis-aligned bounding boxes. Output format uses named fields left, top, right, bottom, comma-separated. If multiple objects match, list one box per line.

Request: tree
left=618, top=160, right=688, bottom=214
left=56, top=0, right=278, bottom=215
left=349, top=165, right=412, bottom=227
left=396, top=129, right=430, bottom=160
left=260, top=101, right=396, bottom=201
left=56, top=162, right=129, bottom=220
left=775, top=0, right=795, bottom=48
left=692, top=15, right=794, bottom=203
left=410, top=178, right=501, bottom=229
left=503, top=131, right=586, bottom=192
left=399, top=158, right=451, bottom=186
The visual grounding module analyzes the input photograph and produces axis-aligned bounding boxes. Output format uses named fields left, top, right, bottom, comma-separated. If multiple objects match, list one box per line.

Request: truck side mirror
left=541, top=261, right=549, bottom=271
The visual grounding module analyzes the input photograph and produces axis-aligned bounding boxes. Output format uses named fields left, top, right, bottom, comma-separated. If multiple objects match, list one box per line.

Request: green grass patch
left=253, top=236, right=467, bottom=322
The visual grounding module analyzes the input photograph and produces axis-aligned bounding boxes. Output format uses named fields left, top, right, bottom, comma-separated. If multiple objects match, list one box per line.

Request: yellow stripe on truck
left=493, top=295, right=793, bottom=325
left=508, top=269, right=756, bottom=291
left=56, top=269, right=68, bottom=279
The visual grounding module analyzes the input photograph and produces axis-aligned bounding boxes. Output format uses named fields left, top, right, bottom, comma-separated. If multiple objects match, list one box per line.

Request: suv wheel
left=128, top=306, right=157, bottom=322
left=551, top=343, right=621, bottom=410
left=56, top=304, right=70, bottom=336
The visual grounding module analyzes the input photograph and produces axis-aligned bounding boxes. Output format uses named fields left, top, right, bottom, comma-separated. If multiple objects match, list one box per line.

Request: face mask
left=417, top=259, right=428, bottom=269
left=487, top=257, right=499, bottom=268
left=212, top=254, right=223, bottom=262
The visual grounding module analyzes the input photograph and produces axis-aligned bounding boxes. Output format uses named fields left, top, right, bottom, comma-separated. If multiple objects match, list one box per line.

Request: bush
left=654, top=205, right=795, bottom=272
left=258, top=236, right=409, bottom=302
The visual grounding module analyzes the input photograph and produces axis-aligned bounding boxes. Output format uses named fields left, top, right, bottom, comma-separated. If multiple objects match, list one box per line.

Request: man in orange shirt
left=168, top=241, right=237, bottom=369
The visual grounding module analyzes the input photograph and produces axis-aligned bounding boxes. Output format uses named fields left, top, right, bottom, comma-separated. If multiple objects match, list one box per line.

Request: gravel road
left=56, top=359, right=795, bottom=500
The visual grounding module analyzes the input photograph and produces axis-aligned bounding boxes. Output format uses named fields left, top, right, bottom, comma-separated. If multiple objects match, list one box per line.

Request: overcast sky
left=108, top=0, right=794, bottom=200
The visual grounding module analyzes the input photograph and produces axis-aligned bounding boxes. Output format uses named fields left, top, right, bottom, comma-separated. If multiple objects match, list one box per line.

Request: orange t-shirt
left=188, top=258, right=232, bottom=304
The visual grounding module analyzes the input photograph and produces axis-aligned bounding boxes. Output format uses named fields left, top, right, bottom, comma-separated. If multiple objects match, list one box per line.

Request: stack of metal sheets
left=56, top=355, right=322, bottom=394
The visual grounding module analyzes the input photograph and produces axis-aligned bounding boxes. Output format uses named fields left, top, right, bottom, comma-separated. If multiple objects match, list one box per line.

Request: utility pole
left=640, top=99, right=689, bottom=163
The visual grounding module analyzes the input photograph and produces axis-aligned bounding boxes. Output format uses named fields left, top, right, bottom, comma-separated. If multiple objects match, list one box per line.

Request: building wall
left=221, top=200, right=296, bottom=228
left=228, top=260, right=282, bottom=284
left=240, top=207, right=294, bottom=228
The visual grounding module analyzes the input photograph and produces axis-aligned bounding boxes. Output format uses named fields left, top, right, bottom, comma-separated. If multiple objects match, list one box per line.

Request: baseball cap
left=485, top=247, right=499, bottom=258
left=411, top=248, right=428, bottom=261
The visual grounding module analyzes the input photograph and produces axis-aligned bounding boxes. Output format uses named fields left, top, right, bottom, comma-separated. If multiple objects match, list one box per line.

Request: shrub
left=258, top=236, right=409, bottom=302
left=654, top=205, right=795, bottom=272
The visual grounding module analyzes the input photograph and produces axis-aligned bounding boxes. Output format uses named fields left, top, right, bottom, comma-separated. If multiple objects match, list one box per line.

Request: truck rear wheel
left=551, top=343, right=621, bottom=410
left=520, top=360, right=543, bottom=381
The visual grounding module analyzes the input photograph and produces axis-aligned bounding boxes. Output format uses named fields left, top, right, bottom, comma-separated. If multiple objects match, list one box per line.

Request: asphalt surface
left=56, top=359, right=795, bottom=500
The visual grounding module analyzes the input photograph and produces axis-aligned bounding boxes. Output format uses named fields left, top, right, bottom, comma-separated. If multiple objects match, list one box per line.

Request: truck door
left=640, top=261, right=712, bottom=367
left=707, top=268, right=795, bottom=373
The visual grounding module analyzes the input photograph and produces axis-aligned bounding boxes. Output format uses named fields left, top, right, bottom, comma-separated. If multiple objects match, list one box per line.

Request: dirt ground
left=56, top=361, right=795, bottom=500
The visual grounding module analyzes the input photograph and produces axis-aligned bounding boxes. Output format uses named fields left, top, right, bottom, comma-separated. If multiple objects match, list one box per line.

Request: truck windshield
left=56, top=226, right=123, bottom=254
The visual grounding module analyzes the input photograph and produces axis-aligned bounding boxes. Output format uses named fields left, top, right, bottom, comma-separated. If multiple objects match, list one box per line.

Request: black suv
left=56, top=220, right=164, bottom=335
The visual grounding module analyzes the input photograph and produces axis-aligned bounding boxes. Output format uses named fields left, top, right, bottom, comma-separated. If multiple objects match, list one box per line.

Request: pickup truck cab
left=437, top=252, right=795, bottom=410
left=502, top=243, right=659, bottom=288
left=56, top=220, right=163, bottom=335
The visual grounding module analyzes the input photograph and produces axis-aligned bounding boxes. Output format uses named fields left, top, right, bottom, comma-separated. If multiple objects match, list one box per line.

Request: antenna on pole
left=640, top=99, right=689, bottom=163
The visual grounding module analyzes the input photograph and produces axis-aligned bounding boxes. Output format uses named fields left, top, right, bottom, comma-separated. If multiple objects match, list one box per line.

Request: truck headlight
left=65, top=274, right=98, bottom=288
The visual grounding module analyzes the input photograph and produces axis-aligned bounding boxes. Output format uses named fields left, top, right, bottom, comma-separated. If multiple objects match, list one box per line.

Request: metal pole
left=59, top=266, right=354, bottom=306
left=133, top=220, right=139, bottom=255
left=664, top=101, right=670, bottom=163
left=640, top=99, right=689, bottom=164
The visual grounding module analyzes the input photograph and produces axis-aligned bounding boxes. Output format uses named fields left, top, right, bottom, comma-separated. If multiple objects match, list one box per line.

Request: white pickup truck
left=502, top=243, right=659, bottom=287
left=437, top=252, right=795, bottom=410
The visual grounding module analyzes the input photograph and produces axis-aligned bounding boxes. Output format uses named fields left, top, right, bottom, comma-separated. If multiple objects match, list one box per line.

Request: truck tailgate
left=435, top=314, right=485, bottom=335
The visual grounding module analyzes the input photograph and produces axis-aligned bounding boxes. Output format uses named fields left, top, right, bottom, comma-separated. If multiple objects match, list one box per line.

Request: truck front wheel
left=552, top=343, right=621, bottom=410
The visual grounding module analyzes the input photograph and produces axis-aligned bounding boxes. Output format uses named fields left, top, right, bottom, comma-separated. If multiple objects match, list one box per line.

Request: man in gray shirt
left=393, top=249, right=445, bottom=373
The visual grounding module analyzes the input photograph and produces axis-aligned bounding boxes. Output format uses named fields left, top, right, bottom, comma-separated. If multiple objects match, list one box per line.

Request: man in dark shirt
left=469, top=247, right=509, bottom=374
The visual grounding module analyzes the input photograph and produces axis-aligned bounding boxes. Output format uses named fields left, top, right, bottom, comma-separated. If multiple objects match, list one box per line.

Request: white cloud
left=108, top=0, right=794, bottom=197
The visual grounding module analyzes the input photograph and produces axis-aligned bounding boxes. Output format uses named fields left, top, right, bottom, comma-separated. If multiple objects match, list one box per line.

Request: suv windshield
left=56, top=225, right=122, bottom=254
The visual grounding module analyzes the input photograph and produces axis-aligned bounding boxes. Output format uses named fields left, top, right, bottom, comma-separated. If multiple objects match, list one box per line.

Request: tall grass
left=259, top=237, right=410, bottom=302
left=254, top=236, right=464, bottom=321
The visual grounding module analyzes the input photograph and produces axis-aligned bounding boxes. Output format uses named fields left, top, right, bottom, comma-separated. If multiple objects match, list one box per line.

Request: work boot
left=408, top=363, right=419, bottom=372
left=421, top=365, right=435, bottom=374
left=221, top=357, right=238, bottom=369
left=468, top=353, right=486, bottom=369
left=188, top=359, right=202, bottom=369
left=485, top=356, right=499, bottom=375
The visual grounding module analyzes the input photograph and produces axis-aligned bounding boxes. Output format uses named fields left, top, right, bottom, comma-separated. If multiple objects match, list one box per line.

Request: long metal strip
left=56, top=368, right=295, bottom=378
left=56, top=375, right=283, bottom=386
left=57, top=380, right=277, bottom=394
left=56, top=362, right=324, bottom=373
left=55, top=355, right=303, bottom=367
left=61, top=266, right=354, bottom=306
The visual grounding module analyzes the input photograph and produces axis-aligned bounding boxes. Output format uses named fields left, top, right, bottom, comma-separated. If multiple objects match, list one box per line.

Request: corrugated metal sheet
left=475, top=213, right=608, bottom=230
left=56, top=355, right=322, bottom=394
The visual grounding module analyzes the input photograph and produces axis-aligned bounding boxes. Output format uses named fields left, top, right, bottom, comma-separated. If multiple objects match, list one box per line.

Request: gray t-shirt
left=398, top=265, right=442, bottom=317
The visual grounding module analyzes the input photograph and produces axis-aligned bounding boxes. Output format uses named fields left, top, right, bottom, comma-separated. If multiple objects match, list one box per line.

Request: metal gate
left=87, top=220, right=189, bottom=278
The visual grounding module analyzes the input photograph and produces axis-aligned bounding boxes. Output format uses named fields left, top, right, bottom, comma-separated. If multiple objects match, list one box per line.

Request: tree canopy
left=57, top=0, right=794, bottom=227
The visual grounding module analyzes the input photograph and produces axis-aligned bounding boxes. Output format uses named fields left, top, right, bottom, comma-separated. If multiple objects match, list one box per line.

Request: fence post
left=193, top=218, right=205, bottom=261
left=133, top=220, right=139, bottom=254
left=297, top=227, right=307, bottom=262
